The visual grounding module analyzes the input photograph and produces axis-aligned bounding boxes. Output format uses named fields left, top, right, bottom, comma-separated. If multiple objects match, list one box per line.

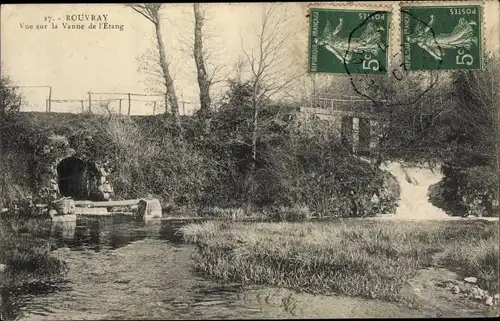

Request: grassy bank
left=180, top=220, right=499, bottom=303
left=0, top=214, right=68, bottom=290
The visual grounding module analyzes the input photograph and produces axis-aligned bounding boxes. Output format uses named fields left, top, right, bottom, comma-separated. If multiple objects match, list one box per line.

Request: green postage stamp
left=308, top=8, right=390, bottom=75
left=401, top=5, right=483, bottom=71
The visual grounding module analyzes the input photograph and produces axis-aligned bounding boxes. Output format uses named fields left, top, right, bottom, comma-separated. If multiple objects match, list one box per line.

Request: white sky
left=1, top=2, right=498, bottom=115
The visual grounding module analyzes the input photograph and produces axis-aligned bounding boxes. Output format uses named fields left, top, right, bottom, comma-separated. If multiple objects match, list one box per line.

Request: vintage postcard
left=1, top=2, right=499, bottom=320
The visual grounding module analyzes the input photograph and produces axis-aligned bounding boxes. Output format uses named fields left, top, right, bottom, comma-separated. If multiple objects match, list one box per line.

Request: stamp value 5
left=309, top=8, right=390, bottom=75
left=401, top=5, right=482, bottom=71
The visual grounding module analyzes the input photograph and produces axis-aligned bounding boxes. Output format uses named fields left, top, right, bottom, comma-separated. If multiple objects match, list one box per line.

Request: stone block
left=74, top=207, right=108, bottom=215
left=52, top=214, right=77, bottom=223
left=52, top=198, right=76, bottom=215
left=137, top=198, right=162, bottom=220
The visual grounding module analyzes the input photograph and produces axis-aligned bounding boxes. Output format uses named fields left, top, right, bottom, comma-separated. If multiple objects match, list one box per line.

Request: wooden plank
left=74, top=199, right=141, bottom=207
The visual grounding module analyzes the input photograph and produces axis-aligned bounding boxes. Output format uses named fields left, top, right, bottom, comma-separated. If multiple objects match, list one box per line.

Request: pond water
left=1, top=216, right=287, bottom=320
left=2, top=216, right=494, bottom=320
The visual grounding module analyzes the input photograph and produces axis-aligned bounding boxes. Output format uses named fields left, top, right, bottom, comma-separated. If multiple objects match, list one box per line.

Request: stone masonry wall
left=35, top=134, right=114, bottom=202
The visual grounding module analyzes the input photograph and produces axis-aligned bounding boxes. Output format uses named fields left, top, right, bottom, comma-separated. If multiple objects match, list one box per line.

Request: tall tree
left=128, top=4, right=182, bottom=134
left=449, top=57, right=499, bottom=168
left=0, top=74, right=23, bottom=207
left=0, top=75, right=22, bottom=120
left=240, top=4, right=299, bottom=203
left=193, top=3, right=211, bottom=119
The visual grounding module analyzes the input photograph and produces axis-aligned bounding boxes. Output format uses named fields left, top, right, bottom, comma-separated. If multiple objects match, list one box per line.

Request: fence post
left=153, top=101, right=156, bottom=115
left=88, top=92, right=92, bottom=113
left=48, top=86, right=52, bottom=112
left=80, top=100, right=84, bottom=113
left=45, top=99, right=48, bottom=112
left=182, top=101, right=186, bottom=116
left=119, top=99, right=122, bottom=115
left=128, top=93, right=131, bottom=116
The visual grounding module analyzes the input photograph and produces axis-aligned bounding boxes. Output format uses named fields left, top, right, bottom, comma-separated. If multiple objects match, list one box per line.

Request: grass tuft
left=0, top=216, right=68, bottom=290
left=180, top=220, right=499, bottom=302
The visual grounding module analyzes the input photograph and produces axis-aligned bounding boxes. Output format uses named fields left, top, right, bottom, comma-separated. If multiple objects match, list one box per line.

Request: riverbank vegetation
left=2, top=3, right=498, bottom=219
left=180, top=220, right=499, bottom=303
left=2, top=58, right=498, bottom=218
left=0, top=208, right=68, bottom=291
left=0, top=84, right=401, bottom=219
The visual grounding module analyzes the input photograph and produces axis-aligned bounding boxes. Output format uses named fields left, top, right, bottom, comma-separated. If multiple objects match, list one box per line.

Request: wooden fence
left=47, top=92, right=195, bottom=116
left=5, top=85, right=196, bottom=116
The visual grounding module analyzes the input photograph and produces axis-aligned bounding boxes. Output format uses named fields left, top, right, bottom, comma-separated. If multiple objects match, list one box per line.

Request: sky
left=1, top=2, right=499, bottom=115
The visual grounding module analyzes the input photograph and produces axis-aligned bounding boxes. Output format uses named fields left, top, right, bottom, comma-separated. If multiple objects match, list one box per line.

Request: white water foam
left=378, top=161, right=452, bottom=221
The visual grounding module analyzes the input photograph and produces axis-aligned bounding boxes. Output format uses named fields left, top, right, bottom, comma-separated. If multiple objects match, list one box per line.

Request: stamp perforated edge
left=397, top=0, right=488, bottom=73
left=304, top=2, right=394, bottom=77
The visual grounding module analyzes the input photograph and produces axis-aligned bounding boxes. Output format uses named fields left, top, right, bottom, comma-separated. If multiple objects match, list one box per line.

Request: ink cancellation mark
left=401, top=5, right=483, bottom=70
left=309, top=8, right=390, bottom=75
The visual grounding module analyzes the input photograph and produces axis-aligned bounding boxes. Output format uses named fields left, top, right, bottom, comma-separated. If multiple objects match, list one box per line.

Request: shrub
left=60, top=116, right=214, bottom=207
left=258, top=130, right=400, bottom=217
left=376, top=170, right=401, bottom=215
left=0, top=75, right=22, bottom=116
left=0, top=215, right=68, bottom=290
left=270, top=204, right=312, bottom=222
left=457, top=166, right=498, bottom=217
left=198, top=206, right=246, bottom=219
left=0, top=112, right=51, bottom=207
left=429, top=165, right=498, bottom=217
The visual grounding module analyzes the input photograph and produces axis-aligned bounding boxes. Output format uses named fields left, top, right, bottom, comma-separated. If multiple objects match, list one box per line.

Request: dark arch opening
left=57, top=157, right=100, bottom=201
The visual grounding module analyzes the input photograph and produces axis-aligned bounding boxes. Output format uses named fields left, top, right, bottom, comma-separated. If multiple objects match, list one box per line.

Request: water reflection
left=1, top=216, right=177, bottom=320
left=2, top=216, right=271, bottom=321
left=65, top=216, right=151, bottom=252
left=46, top=216, right=210, bottom=252
left=50, top=216, right=76, bottom=245
left=1, top=282, right=68, bottom=321
left=158, top=218, right=200, bottom=244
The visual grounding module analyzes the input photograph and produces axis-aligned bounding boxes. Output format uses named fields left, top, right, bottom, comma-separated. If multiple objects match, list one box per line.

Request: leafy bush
left=256, top=123, right=400, bottom=217
left=0, top=112, right=52, bottom=207
left=270, top=204, right=311, bottom=222
left=377, top=170, right=401, bottom=214
left=0, top=75, right=22, bottom=116
left=430, top=166, right=498, bottom=217
left=198, top=206, right=246, bottom=219
left=0, top=215, right=68, bottom=289
left=93, top=117, right=213, bottom=207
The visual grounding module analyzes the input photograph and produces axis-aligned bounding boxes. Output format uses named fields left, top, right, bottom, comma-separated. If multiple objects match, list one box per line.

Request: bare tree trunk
left=246, top=90, right=260, bottom=207
left=496, top=75, right=500, bottom=210
left=193, top=3, right=211, bottom=119
left=250, top=99, right=259, bottom=171
left=241, top=4, right=297, bottom=207
left=154, top=21, right=181, bottom=133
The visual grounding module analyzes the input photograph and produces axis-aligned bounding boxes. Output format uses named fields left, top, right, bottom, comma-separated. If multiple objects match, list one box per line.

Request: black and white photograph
left=0, top=1, right=499, bottom=319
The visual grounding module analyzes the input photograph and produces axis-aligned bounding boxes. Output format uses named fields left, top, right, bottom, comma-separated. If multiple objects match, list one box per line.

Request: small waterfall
left=380, top=161, right=451, bottom=220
